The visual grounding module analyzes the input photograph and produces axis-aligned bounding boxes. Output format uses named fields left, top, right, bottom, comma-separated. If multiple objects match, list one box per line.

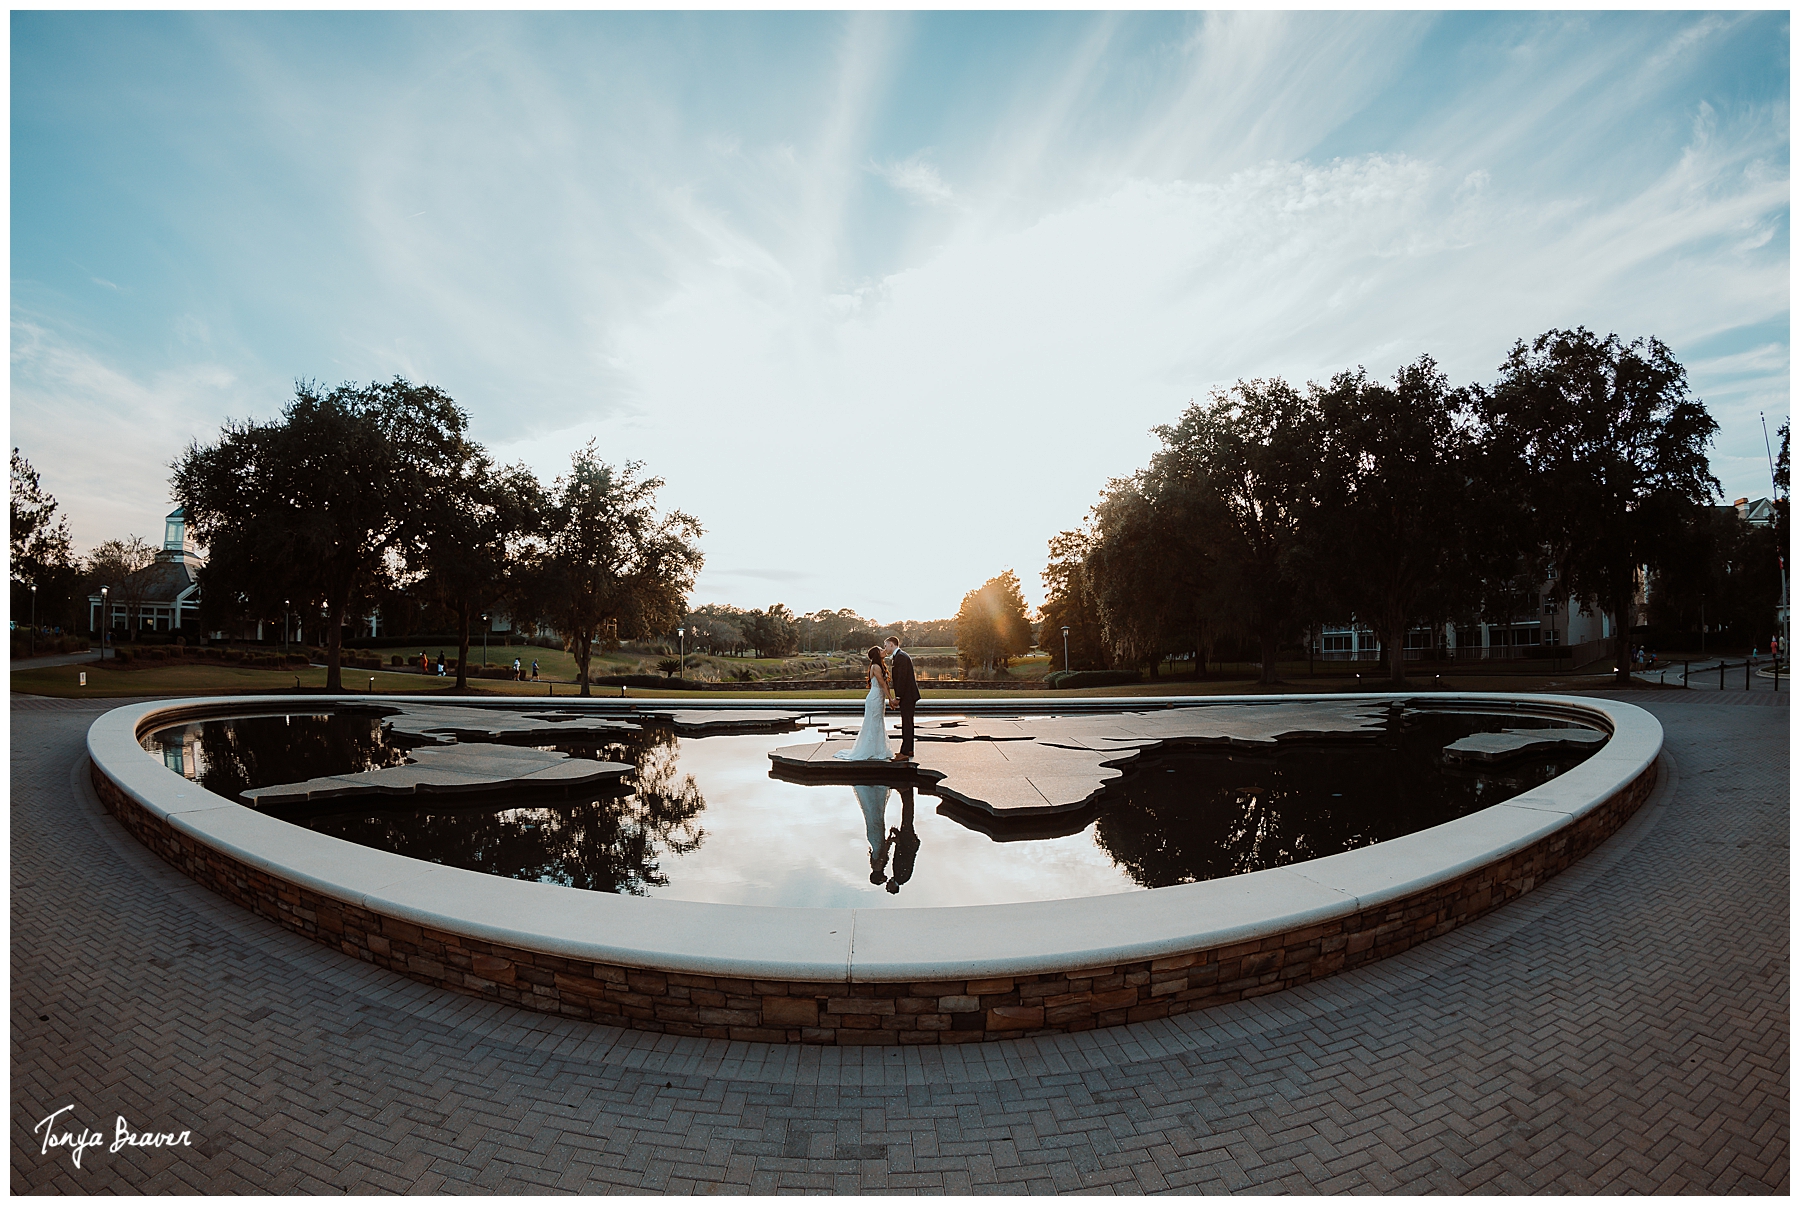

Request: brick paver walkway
left=11, top=694, right=1788, bottom=1193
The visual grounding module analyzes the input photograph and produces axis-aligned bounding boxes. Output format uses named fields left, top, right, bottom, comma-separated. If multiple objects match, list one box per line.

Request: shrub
left=1045, top=669, right=1142, bottom=689
left=589, top=673, right=701, bottom=690
left=390, top=654, right=403, bottom=666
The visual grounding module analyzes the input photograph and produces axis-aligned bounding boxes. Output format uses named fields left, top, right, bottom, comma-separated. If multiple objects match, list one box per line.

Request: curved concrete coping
left=92, top=692, right=1659, bottom=984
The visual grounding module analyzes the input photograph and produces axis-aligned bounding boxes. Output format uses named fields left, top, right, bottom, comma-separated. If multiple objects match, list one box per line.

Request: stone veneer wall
left=92, top=761, right=1654, bottom=1045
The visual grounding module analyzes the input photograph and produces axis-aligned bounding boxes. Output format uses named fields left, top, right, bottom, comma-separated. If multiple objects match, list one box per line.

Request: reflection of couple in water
left=855, top=783, right=919, bottom=895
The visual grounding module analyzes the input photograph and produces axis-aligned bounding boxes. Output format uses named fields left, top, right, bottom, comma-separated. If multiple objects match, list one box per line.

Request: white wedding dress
left=834, top=674, right=893, bottom=761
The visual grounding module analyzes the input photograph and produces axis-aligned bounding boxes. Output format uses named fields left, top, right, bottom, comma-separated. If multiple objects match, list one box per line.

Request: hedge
left=1044, top=669, right=1142, bottom=689
left=587, top=674, right=704, bottom=689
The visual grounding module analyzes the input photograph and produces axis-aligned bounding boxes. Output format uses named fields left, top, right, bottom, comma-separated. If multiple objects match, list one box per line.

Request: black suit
left=889, top=648, right=920, bottom=756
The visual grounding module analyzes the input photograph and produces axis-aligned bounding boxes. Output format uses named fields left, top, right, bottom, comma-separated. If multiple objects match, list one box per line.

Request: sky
left=10, top=11, right=1790, bottom=621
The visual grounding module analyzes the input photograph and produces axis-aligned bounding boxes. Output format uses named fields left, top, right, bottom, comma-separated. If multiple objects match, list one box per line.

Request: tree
left=685, top=604, right=746, bottom=656
left=173, top=377, right=471, bottom=690
left=741, top=604, right=799, bottom=657
left=526, top=444, right=703, bottom=697
left=1083, top=479, right=1190, bottom=676
left=954, top=570, right=1033, bottom=673
left=87, top=536, right=158, bottom=641
left=1647, top=504, right=1774, bottom=644
left=11, top=449, right=81, bottom=635
left=1149, top=378, right=1317, bottom=683
left=412, top=455, right=545, bottom=688
left=1038, top=528, right=1108, bottom=671
left=1300, top=358, right=1484, bottom=685
left=1484, top=329, right=1719, bottom=685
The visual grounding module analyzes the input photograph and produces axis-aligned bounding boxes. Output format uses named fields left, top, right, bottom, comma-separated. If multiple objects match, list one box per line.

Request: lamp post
left=678, top=626, right=686, bottom=681
left=1061, top=626, right=1071, bottom=673
left=482, top=614, right=489, bottom=671
left=284, top=600, right=290, bottom=656
left=29, top=584, right=37, bottom=657
left=100, top=587, right=109, bottom=655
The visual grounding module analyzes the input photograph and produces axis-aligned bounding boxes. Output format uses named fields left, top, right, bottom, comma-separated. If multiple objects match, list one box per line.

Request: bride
left=834, top=646, right=897, bottom=761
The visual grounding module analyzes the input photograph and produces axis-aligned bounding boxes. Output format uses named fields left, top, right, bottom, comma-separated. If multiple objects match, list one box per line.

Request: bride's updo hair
left=867, top=646, right=884, bottom=666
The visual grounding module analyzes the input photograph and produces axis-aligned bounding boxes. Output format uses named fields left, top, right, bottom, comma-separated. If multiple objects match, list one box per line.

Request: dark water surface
left=142, top=707, right=1603, bottom=908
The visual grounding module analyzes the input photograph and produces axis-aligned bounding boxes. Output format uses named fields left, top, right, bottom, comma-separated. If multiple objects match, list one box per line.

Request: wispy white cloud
left=870, top=153, right=954, bottom=207
left=11, top=11, right=1788, bottom=617
left=10, top=319, right=251, bottom=554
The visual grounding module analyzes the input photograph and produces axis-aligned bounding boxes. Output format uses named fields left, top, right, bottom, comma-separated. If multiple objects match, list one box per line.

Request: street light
left=100, top=587, right=109, bottom=656
left=284, top=600, right=291, bottom=656
left=482, top=614, right=489, bottom=671
left=678, top=626, right=686, bottom=681
left=29, top=584, right=37, bottom=657
left=1061, top=626, right=1071, bottom=673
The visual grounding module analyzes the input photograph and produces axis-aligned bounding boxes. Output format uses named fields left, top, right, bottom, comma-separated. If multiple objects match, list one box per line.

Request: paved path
left=10, top=693, right=1787, bottom=1193
left=1635, top=658, right=1788, bottom=692
left=8, top=649, right=103, bottom=669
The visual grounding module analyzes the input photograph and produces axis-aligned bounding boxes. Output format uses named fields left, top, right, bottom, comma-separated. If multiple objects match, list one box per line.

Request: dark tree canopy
left=172, top=377, right=472, bottom=690
left=1484, top=329, right=1719, bottom=683
left=1149, top=378, right=1317, bottom=683
left=11, top=448, right=81, bottom=633
left=1301, top=358, right=1481, bottom=685
left=526, top=443, right=703, bottom=697
left=1038, top=528, right=1108, bottom=672
left=1064, top=329, right=1724, bottom=683
left=412, top=454, right=546, bottom=687
left=741, top=604, right=800, bottom=658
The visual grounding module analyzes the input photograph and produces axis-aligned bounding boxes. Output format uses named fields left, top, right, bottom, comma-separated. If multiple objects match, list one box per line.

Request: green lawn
left=13, top=649, right=1634, bottom=701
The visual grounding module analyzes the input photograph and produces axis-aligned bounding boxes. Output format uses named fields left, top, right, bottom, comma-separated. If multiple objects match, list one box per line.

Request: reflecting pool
left=141, top=707, right=1604, bottom=908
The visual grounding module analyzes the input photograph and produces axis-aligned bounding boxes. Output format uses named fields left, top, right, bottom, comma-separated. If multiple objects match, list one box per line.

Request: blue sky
left=11, top=11, right=1790, bottom=620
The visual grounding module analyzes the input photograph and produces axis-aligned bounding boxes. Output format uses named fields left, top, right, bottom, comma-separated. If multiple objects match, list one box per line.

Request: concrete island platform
left=767, top=699, right=1601, bottom=819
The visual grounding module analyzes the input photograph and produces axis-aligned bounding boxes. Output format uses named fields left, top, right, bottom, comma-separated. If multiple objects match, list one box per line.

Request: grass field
left=13, top=650, right=1637, bottom=700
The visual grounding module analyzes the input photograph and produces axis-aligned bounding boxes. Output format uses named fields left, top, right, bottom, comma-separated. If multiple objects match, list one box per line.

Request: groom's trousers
left=898, top=699, right=916, bottom=757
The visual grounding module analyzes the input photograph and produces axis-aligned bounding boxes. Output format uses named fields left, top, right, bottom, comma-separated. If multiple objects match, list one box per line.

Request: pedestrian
left=513, top=656, right=522, bottom=681
left=531, top=659, right=539, bottom=682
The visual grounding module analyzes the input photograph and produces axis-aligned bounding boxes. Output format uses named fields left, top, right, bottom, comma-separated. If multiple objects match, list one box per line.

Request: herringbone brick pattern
left=11, top=695, right=1787, bottom=1192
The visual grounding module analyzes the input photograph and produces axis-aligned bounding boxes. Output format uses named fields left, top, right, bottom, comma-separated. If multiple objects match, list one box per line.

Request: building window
left=1322, top=633, right=1352, bottom=653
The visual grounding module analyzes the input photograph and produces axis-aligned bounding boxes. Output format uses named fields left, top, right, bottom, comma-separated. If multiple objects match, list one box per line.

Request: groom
left=883, top=636, right=920, bottom=761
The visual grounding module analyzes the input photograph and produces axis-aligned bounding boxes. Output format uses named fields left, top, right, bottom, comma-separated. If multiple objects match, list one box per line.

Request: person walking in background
left=531, top=659, right=539, bottom=682
left=513, top=656, right=522, bottom=680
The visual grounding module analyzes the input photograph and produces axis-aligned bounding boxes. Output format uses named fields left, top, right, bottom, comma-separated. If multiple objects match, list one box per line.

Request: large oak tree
left=1483, top=329, right=1718, bottom=685
left=525, top=444, right=702, bottom=697
left=173, top=378, right=471, bottom=690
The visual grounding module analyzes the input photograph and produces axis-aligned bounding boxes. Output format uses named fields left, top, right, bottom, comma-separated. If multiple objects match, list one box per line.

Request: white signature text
left=33, top=1105, right=192, bottom=1169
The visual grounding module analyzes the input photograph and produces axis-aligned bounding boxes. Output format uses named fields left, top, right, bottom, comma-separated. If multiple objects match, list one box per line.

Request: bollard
left=1721, top=661, right=1726, bottom=690
left=79, top=671, right=87, bottom=687
left=1683, top=660, right=1689, bottom=688
left=1747, top=659, right=1752, bottom=690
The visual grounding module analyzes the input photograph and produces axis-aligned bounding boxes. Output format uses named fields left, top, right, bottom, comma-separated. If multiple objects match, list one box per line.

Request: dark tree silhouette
left=173, top=378, right=472, bottom=690
left=1484, top=329, right=1719, bottom=685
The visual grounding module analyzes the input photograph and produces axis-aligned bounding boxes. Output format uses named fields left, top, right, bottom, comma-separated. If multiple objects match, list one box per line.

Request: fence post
left=1721, top=661, right=1726, bottom=690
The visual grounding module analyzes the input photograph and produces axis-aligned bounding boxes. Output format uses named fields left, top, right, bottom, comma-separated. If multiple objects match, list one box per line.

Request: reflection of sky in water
left=659, top=729, right=1139, bottom=908
left=141, top=712, right=1601, bottom=910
